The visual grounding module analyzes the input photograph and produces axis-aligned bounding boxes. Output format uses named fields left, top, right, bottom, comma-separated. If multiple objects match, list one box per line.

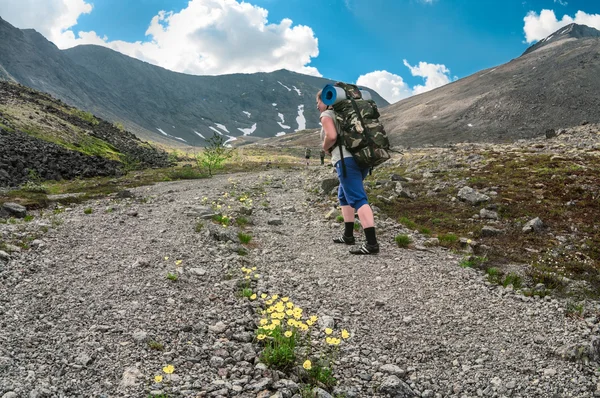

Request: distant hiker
left=304, top=148, right=311, bottom=166
left=320, top=149, right=325, bottom=165
left=317, top=89, right=379, bottom=254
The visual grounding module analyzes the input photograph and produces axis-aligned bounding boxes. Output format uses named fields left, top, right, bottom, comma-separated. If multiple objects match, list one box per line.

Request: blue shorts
left=335, top=157, right=369, bottom=209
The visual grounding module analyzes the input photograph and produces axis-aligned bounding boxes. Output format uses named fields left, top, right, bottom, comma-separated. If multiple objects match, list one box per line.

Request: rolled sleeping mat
left=321, top=85, right=346, bottom=106
left=321, top=84, right=373, bottom=106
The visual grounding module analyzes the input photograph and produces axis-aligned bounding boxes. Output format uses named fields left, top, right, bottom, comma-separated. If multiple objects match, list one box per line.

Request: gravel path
left=1, top=167, right=598, bottom=398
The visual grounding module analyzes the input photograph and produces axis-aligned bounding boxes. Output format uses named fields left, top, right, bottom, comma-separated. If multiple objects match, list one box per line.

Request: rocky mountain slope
left=0, top=81, right=171, bottom=187
left=0, top=17, right=387, bottom=147
left=378, top=23, right=600, bottom=148
left=0, top=160, right=598, bottom=397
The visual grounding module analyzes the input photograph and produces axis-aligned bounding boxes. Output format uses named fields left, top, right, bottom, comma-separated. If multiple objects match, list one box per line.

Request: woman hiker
left=316, top=90, right=380, bottom=255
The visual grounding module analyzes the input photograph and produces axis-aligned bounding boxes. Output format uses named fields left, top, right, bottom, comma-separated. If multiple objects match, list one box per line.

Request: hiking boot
left=349, top=243, right=379, bottom=255
left=332, top=235, right=355, bottom=245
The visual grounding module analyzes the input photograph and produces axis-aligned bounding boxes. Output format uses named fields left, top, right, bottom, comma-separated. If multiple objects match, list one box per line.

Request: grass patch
left=399, top=216, right=417, bottom=230
left=238, top=232, right=252, bottom=244
left=235, top=216, right=249, bottom=227
left=166, top=272, right=178, bottom=282
left=195, top=222, right=204, bottom=232
left=148, top=340, right=164, bottom=351
left=84, top=208, right=93, bottom=214
left=394, top=234, right=412, bottom=248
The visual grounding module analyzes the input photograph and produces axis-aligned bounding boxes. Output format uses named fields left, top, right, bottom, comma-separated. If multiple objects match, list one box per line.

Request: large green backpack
left=326, top=82, right=391, bottom=171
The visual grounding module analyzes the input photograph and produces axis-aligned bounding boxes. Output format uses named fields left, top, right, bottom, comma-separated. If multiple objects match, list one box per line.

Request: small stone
left=120, top=366, right=143, bottom=388
left=2, top=393, right=18, bottom=398
left=0, top=251, right=10, bottom=263
left=189, top=268, right=207, bottom=276
left=208, top=321, right=228, bottom=333
left=132, top=330, right=148, bottom=342
left=379, top=364, right=406, bottom=377
left=543, top=368, right=557, bottom=377
left=75, top=352, right=93, bottom=366
left=268, top=218, right=283, bottom=226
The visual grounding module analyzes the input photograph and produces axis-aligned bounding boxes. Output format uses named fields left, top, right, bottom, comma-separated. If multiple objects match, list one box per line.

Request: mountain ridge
left=0, top=17, right=388, bottom=147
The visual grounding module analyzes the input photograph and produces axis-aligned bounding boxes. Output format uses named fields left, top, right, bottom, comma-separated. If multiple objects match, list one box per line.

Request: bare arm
left=321, top=116, right=337, bottom=154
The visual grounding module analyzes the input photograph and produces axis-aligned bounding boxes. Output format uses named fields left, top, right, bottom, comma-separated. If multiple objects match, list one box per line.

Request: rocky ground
left=1, top=160, right=599, bottom=398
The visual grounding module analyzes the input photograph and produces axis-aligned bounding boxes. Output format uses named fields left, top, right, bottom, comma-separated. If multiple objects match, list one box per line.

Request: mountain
left=0, top=17, right=388, bottom=147
left=0, top=80, right=171, bottom=187
left=378, top=23, right=600, bottom=147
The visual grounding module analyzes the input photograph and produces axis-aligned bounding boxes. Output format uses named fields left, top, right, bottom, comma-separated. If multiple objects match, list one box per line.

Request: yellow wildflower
left=259, top=319, right=268, bottom=325
left=287, top=319, right=297, bottom=326
left=286, top=302, right=294, bottom=309
left=281, top=297, right=289, bottom=302
left=284, top=331, right=292, bottom=338
left=261, top=293, right=268, bottom=299
left=250, top=294, right=257, bottom=300
left=254, top=274, right=260, bottom=279
left=175, top=260, right=182, bottom=266
left=306, top=319, right=314, bottom=326
left=154, top=375, right=163, bottom=383
left=164, top=256, right=169, bottom=261
left=286, top=309, right=294, bottom=316
left=272, top=319, right=281, bottom=326
left=303, top=360, right=312, bottom=370
left=310, top=315, right=318, bottom=323
left=326, top=337, right=333, bottom=345
left=341, top=329, right=350, bottom=339
left=325, top=328, right=333, bottom=335
left=265, top=300, right=273, bottom=305
left=257, top=334, right=266, bottom=340
left=162, top=365, right=175, bottom=374
left=252, top=267, right=257, bottom=271
left=272, top=294, right=279, bottom=300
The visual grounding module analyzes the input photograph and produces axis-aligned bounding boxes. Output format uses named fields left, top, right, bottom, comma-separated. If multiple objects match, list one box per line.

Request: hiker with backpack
left=317, top=82, right=391, bottom=255
left=304, top=148, right=311, bottom=166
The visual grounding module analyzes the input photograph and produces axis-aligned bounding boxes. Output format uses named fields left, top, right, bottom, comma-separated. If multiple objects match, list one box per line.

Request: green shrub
left=394, top=234, right=412, bottom=248
left=238, top=232, right=252, bottom=244
left=399, top=217, right=416, bottom=230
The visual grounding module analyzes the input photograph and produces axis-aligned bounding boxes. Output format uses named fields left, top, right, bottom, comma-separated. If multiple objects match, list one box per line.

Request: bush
left=394, top=234, right=412, bottom=248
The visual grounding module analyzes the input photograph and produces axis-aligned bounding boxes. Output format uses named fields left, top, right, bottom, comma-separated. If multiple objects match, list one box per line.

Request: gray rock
left=1, top=202, right=27, bottom=218
left=189, top=267, right=207, bottom=276
left=395, top=182, right=415, bottom=199
left=119, top=366, right=143, bottom=388
left=479, top=209, right=499, bottom=220
left=248, top=378, right=272, bottom=391
left=75, top=352, right=93, bottom=366
left=481, top=226, right=504, bottom=237
left=318, top=315, right=335, bottom=330
left=2, top=393, right=18, bottom=398
left=523, top=217, right=544, bottom=233
left=312, top=387, right=333, bottom=398
left=321, top=178, right=339, bottom=193
left=268, top=218, right=283, bottom=226
left=186, top=206, right=217, bottom=219
left=457, top=186, right=490, bottom=205
left=132, top=330, right=148, bottom=342
left=208, top=321, right=228, bottom=334
left=379, top=364, right=406, bottom=377
left=590, top=337, right=600, bottom=363
left=379, top=375, right=416, bottom=397
left=0, top=250, right=10, bottom=263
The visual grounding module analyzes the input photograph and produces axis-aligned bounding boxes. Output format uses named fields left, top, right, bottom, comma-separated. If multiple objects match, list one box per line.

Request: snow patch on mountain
left=295, top=105, right=306, bottom=131
left=277, top=113, right=290, bottom=129
left=238, top=123, right=257, bottom=136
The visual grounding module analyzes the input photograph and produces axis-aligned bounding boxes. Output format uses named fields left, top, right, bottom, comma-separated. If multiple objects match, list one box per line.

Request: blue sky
left=1, top=0, right=600, bottom=102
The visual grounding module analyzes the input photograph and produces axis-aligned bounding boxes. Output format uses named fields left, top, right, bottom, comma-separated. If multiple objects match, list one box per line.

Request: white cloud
left=403, top=60, right=451, bottom=95
left=0, top=0, right=93, bottom=44
left=523, top=9, right=600, bottom=43
left=554, top=0, right=568, bottom=6
left=0, top=0, right=321, bottom=77
left=356, top=70, right=412, bottom=104
left=357, top=60, right=452, bottom=104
